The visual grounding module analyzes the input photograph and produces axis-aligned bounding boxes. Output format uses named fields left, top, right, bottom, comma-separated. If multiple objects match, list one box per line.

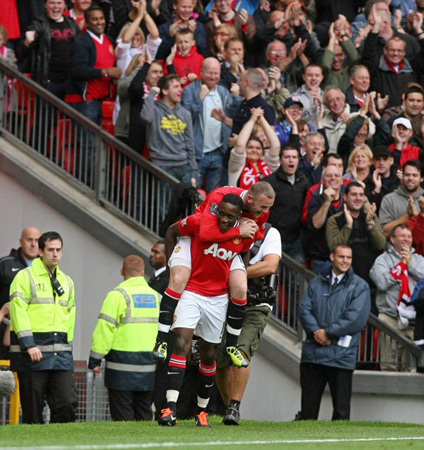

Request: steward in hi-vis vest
left=9, top=231, right=78, bottom=424
left=88, top=255, right=160, bottom=421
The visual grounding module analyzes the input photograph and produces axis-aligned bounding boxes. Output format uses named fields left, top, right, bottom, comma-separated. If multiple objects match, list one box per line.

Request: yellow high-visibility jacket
left=89, top=276, right=160, bottom=391
left=9, top=257, right=75, bottom=371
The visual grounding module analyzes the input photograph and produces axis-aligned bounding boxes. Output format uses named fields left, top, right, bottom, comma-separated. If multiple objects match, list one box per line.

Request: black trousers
left=18, top=370, right=78, bottom=424
left=300, top=363, right=353, bottom=421
left=108, top=389, right=153, bottom=421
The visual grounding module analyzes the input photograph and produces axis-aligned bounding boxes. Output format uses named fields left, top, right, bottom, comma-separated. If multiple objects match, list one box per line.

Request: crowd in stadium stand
left=2, top=0, right=424, bottom=370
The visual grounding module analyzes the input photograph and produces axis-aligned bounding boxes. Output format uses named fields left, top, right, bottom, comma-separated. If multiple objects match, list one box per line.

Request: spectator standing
left=345, top=65, right=371, bottom=113
left=206, top=0, right=256, bottom=53
left=219, top=37, right=246, bottom=90
left=326, top=182, right=386, bottom=311
left=64, top=0, right=92, bottom=30
left=181, top=57, right=231, bottom=192
left=65, top=5, right=121, bottom=184
left=364, top=146, right=400, bottom=213
left=115, top=0, right=161, bottom=76
left=155, top=0, right=208, bottom=60
left=166, top=29, right=204, bottom=88
left=389, top=118, right=424, bottom=168
left=140, top=73, right=197, bottom=185
left=297, top=131, right=326, bottom=185
left=370, top=224, right=424, bottom=370
left=127, top=59, right=163, bottom=152
left=322, top=21, right=360, bottom=91
left=9, top=231, right=77, bottom=424
left=307, top=164, right=346, bottom=274
left=66, top=5, right=121, bottom=125
left=291, top=64, right=324, bottom=129
left=228, top=107, right=280, bottom=188
left=88, top=255, right=160, bottom=421
left=21, top=0, right=80, bottom=99
left=379, top=160, right=424, bottom=237
left=361, top=7, right=422, bottom=109
left=231, top=68, right=276, bottom=135
left=298, top=244, right=371, bottom=420
left=406, top=196, right=424, bottom=257
left=265, top=145, right=310, bottom=262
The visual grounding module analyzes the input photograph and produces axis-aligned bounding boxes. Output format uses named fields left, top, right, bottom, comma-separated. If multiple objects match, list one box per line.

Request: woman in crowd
left=228, top=107, right=280, bottom=187
left=343, top=144, right=374, bottom=183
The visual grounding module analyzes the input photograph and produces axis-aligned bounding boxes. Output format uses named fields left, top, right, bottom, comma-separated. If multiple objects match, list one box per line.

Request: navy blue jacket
left=299, top=267, right=371, bottom=370
left=66, top=31, right=115, bottom=98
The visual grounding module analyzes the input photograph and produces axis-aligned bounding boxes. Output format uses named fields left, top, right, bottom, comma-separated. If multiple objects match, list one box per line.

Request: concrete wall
left=0, top=170, right=134, bottom=360
left=242, top=351, right=424, bottom=424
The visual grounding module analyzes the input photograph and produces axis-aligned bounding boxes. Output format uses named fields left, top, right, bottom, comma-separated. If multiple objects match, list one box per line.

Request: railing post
left=94, top=136, right=107, bottom=201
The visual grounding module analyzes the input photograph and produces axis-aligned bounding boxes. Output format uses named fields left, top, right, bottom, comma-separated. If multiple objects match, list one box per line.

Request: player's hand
left=27, top=347, right=43, bottom=363
left=239, top=218, right=258, bottom=238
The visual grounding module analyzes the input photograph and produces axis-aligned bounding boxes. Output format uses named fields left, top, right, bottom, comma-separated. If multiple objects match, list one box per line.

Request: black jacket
left=361, top=32, right=424, bottom=108
left=0, top=248, right=28, bottom=307
left=21, top=15, right=80, bottom=87
left=264, top=169, right=310, bottom=243
left=67, top=31, right=115, bottom=98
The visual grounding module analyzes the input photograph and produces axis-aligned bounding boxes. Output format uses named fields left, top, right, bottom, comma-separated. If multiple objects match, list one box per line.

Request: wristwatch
left=367, top=220, right=375, bottom=228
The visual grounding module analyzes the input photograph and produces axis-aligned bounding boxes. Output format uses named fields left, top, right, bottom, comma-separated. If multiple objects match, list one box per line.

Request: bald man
left=0, top=226, right=42, bottom=359
left=89, top=255, right=161, bottom=421
left=182, top=57, right=234, bottom=192
left=0, top=227, right=42, bottom=308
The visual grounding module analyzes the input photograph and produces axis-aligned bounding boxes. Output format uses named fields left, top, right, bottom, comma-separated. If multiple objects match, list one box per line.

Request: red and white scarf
left=390, top=261, right=415, bottom=329
left=239, top=159, right=272, bottom=189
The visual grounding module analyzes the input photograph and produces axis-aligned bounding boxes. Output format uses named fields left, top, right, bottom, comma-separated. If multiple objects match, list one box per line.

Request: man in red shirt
left=153, top=181, right=275, bottom=366
left=158, top=194, right=252, bottom=427
left=65, top=5, right=121, bottom=184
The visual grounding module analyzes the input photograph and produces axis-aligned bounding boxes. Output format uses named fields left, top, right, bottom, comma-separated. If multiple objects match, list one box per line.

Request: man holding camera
left=9, top=232, right=78, bottom=424
left=216, top=224, right=281, bottom=425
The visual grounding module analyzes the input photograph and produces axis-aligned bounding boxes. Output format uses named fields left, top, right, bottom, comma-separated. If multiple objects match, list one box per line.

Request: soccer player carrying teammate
left=158, top=194, right=253, bottom=427
left=153, top=182, right=275, bottom=367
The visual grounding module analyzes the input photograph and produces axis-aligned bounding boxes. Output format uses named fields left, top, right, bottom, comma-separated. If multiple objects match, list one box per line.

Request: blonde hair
left=215, top=23, right=238, bottom=41
left=118, top=22, right=145, bottom=46
left=346, top=144, right=373, bottom=173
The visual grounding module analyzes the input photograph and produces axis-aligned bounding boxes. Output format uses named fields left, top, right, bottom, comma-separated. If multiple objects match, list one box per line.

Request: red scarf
left=384, top=56, right=404, bottom=74
left=390, top=261, right=411, bottom=305
left=239, top=159, right=272, bottom=189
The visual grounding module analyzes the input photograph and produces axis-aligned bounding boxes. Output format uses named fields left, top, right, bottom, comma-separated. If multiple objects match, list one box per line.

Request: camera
left=51, top=278, right=65, bottom=296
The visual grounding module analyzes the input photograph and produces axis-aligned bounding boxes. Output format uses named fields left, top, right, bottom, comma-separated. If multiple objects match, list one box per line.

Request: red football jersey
left=178, top=214, right=252, bottom=296
left=195, top=186, right=270, bottom=243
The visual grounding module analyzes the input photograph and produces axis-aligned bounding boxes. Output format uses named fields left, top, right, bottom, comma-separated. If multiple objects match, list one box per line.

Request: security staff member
left=9, top=231, right=77, bottom=424
left=88, top=255, right=160, bottom=421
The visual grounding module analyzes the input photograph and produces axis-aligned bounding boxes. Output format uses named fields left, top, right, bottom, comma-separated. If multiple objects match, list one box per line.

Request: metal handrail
left=273, top=254, right=424, bottom=371
left=0, top=58, right=191, bottom=237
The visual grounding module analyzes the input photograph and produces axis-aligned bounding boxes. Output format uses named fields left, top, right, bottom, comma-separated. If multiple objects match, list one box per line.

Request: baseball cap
left=392, top=117, right=412, bottom=129
left=284, top=96, right=304, bottom=109
left=373, top=145, right=392, bottom=158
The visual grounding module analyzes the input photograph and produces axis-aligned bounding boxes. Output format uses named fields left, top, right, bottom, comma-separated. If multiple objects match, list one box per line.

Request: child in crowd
left=166, top=29, right=204, bottom=88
